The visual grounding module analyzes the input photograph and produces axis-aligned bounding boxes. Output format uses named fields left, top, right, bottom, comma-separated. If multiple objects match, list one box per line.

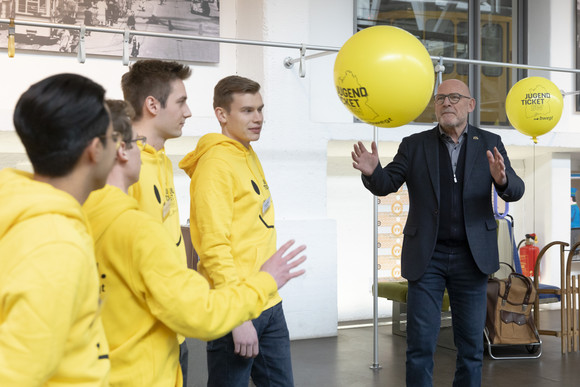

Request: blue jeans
left=180, top=340, right=189, bottom=386
left=406, top=247, right=488, bottom=387
left=206, top=302, right=293, bottom=387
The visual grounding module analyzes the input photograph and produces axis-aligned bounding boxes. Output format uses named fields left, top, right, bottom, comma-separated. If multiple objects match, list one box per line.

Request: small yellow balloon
left=333, top=26, right=434, bottom=128
left=505, top=77, right=563, bottom=143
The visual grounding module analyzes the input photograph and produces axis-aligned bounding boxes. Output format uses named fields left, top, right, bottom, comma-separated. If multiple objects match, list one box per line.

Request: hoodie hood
left=0, top=168, right=87, bottom=239
left=138, top=142, right=169, bottom=171
left=0, top=169, right=111, bottom=386
left=179, top=133, right=251, bottom=177
left=83, top=185, right=139, bottom=243
left=140, top=142, right=162, bottom=157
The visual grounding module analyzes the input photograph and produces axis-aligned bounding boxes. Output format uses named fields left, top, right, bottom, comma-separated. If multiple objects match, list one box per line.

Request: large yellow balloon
left=333, top=26, right=434, bottom=128
left=505, top=77, right=563, bottom=143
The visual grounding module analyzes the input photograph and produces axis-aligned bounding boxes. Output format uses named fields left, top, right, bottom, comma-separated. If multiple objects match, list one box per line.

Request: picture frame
left=0, top=0, right=220, bottom=62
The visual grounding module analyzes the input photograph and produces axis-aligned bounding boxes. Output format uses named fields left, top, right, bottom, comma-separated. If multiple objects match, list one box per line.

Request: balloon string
left=533, top=143, right=536, bottom=234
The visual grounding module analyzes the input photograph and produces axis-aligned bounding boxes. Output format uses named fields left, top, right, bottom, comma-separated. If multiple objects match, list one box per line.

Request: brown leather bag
left=486, top=272, right=537, bottom=345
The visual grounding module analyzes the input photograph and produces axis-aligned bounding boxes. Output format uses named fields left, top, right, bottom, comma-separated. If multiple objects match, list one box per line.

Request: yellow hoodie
left=83, top=185, right=278, bottom=387
left=179, top=133, right=281, bottom=311
left=0, top=168, right=110, bottom=386
left=128, top=143, right=186, bottom=260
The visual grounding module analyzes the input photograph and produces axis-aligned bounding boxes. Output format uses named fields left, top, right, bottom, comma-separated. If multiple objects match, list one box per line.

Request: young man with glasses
left=83, top=100, right=307, bottom=387
left=352, top=79, right=525, bottom=386
left=0, top=74, right=115, bottom=385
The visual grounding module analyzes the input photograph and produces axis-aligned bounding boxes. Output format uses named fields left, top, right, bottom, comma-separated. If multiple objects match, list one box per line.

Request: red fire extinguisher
left=519, top=233, right=540, bottom=278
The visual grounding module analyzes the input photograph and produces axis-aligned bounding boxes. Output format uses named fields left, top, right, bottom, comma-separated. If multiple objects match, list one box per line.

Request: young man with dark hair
left=121, top=59, right=193, bottom=379
left=84, top=100, right=306, bottom=387
left=0, top=73, right=115, bottom=385
left=180, top=75, right=296, bottom=386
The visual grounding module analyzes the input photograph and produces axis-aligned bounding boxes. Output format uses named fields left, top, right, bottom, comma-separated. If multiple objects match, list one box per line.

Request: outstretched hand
left=486, top=147, right=507, bottom=186
left=260, top=240, right=306, bottom=289
left=352, top=141, right=379, bottom=176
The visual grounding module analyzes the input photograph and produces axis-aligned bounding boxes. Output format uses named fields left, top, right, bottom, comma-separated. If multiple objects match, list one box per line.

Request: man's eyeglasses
left=434, top=93, right=472, bottom=105
left=99, top=131, right=122, bottom=150
left=126, top=136, right=147, bottom=149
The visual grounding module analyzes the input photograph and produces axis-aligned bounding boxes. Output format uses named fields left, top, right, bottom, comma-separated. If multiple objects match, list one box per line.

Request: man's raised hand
left=352, top=141, right=379, bottom=176
left=261, top=240, right=306, bottom=289
left=486, top=147, right=507, bottom=186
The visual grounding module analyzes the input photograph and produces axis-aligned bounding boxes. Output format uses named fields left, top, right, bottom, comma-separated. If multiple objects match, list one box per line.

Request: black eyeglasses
left=126, top=135, right=147, bottom=149
left=434, top=93, right=472, bottom=105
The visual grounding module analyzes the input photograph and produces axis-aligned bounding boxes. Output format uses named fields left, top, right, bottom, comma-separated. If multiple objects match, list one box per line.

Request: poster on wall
left=377, top=184, right=408, bottom=283
left=0, top=0, right=220, bottom=62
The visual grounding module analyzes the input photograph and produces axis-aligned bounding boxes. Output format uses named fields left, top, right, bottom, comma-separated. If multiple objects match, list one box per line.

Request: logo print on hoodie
left=253, top=179, right=273, bottom=229
left=251, top=180, right=260, bottom=195
left=154, top=185, right=161, bottom=203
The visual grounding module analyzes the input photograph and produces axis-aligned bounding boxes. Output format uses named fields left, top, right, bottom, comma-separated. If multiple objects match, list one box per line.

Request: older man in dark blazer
left=352, top=79, right=525, bottom=387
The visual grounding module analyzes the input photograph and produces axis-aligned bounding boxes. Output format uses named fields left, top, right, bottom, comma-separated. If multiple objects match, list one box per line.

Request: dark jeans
left=406, top=247, right=488, bottom=387
left=206, top=302, right=293, bottom=387
left=180, top=340, right=189, bottom=386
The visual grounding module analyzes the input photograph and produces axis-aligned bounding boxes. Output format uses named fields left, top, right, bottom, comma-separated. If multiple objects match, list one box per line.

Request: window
left=17, top=0, right=48, bottom=16
left=482, top=23, right=503, bottom=77
left=425, top=19, right=455, bottom=74
left=356, top=0, right=523, bottom=127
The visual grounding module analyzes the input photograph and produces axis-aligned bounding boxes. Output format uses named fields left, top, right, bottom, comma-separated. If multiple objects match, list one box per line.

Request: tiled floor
left=186, top=311, right=579, bottom=386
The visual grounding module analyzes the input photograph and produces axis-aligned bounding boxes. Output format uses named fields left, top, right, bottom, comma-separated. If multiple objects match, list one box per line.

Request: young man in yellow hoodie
left=121, top=59, right=192, bottom=379
left=83, top=100, right=306, bottom=387
left=180, top=76, right=294, bottom=386
left=0, top=74, right=115, bottom=385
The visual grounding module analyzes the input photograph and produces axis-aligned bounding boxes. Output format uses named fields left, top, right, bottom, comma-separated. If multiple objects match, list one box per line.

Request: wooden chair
left=533, top=240, right=580, bottom=353
left=561, top=242, right=580, bottom=353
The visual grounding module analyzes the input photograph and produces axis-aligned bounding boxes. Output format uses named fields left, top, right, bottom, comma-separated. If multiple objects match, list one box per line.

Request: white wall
left=523, top=153, right=572, bottom=287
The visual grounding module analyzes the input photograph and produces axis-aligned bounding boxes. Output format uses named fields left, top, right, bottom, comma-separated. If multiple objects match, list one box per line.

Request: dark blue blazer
left=362, top=125, right=525, bottom=281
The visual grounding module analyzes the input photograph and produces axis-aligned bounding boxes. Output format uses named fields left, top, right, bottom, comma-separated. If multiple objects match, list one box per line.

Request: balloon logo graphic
left=505, top=77, right=563, bottom=143
left=333, top=26, right=435, bottom=128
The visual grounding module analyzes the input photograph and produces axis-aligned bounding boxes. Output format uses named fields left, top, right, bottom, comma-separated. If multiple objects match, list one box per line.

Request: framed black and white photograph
left=0, top=0, right=220, bottom=62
